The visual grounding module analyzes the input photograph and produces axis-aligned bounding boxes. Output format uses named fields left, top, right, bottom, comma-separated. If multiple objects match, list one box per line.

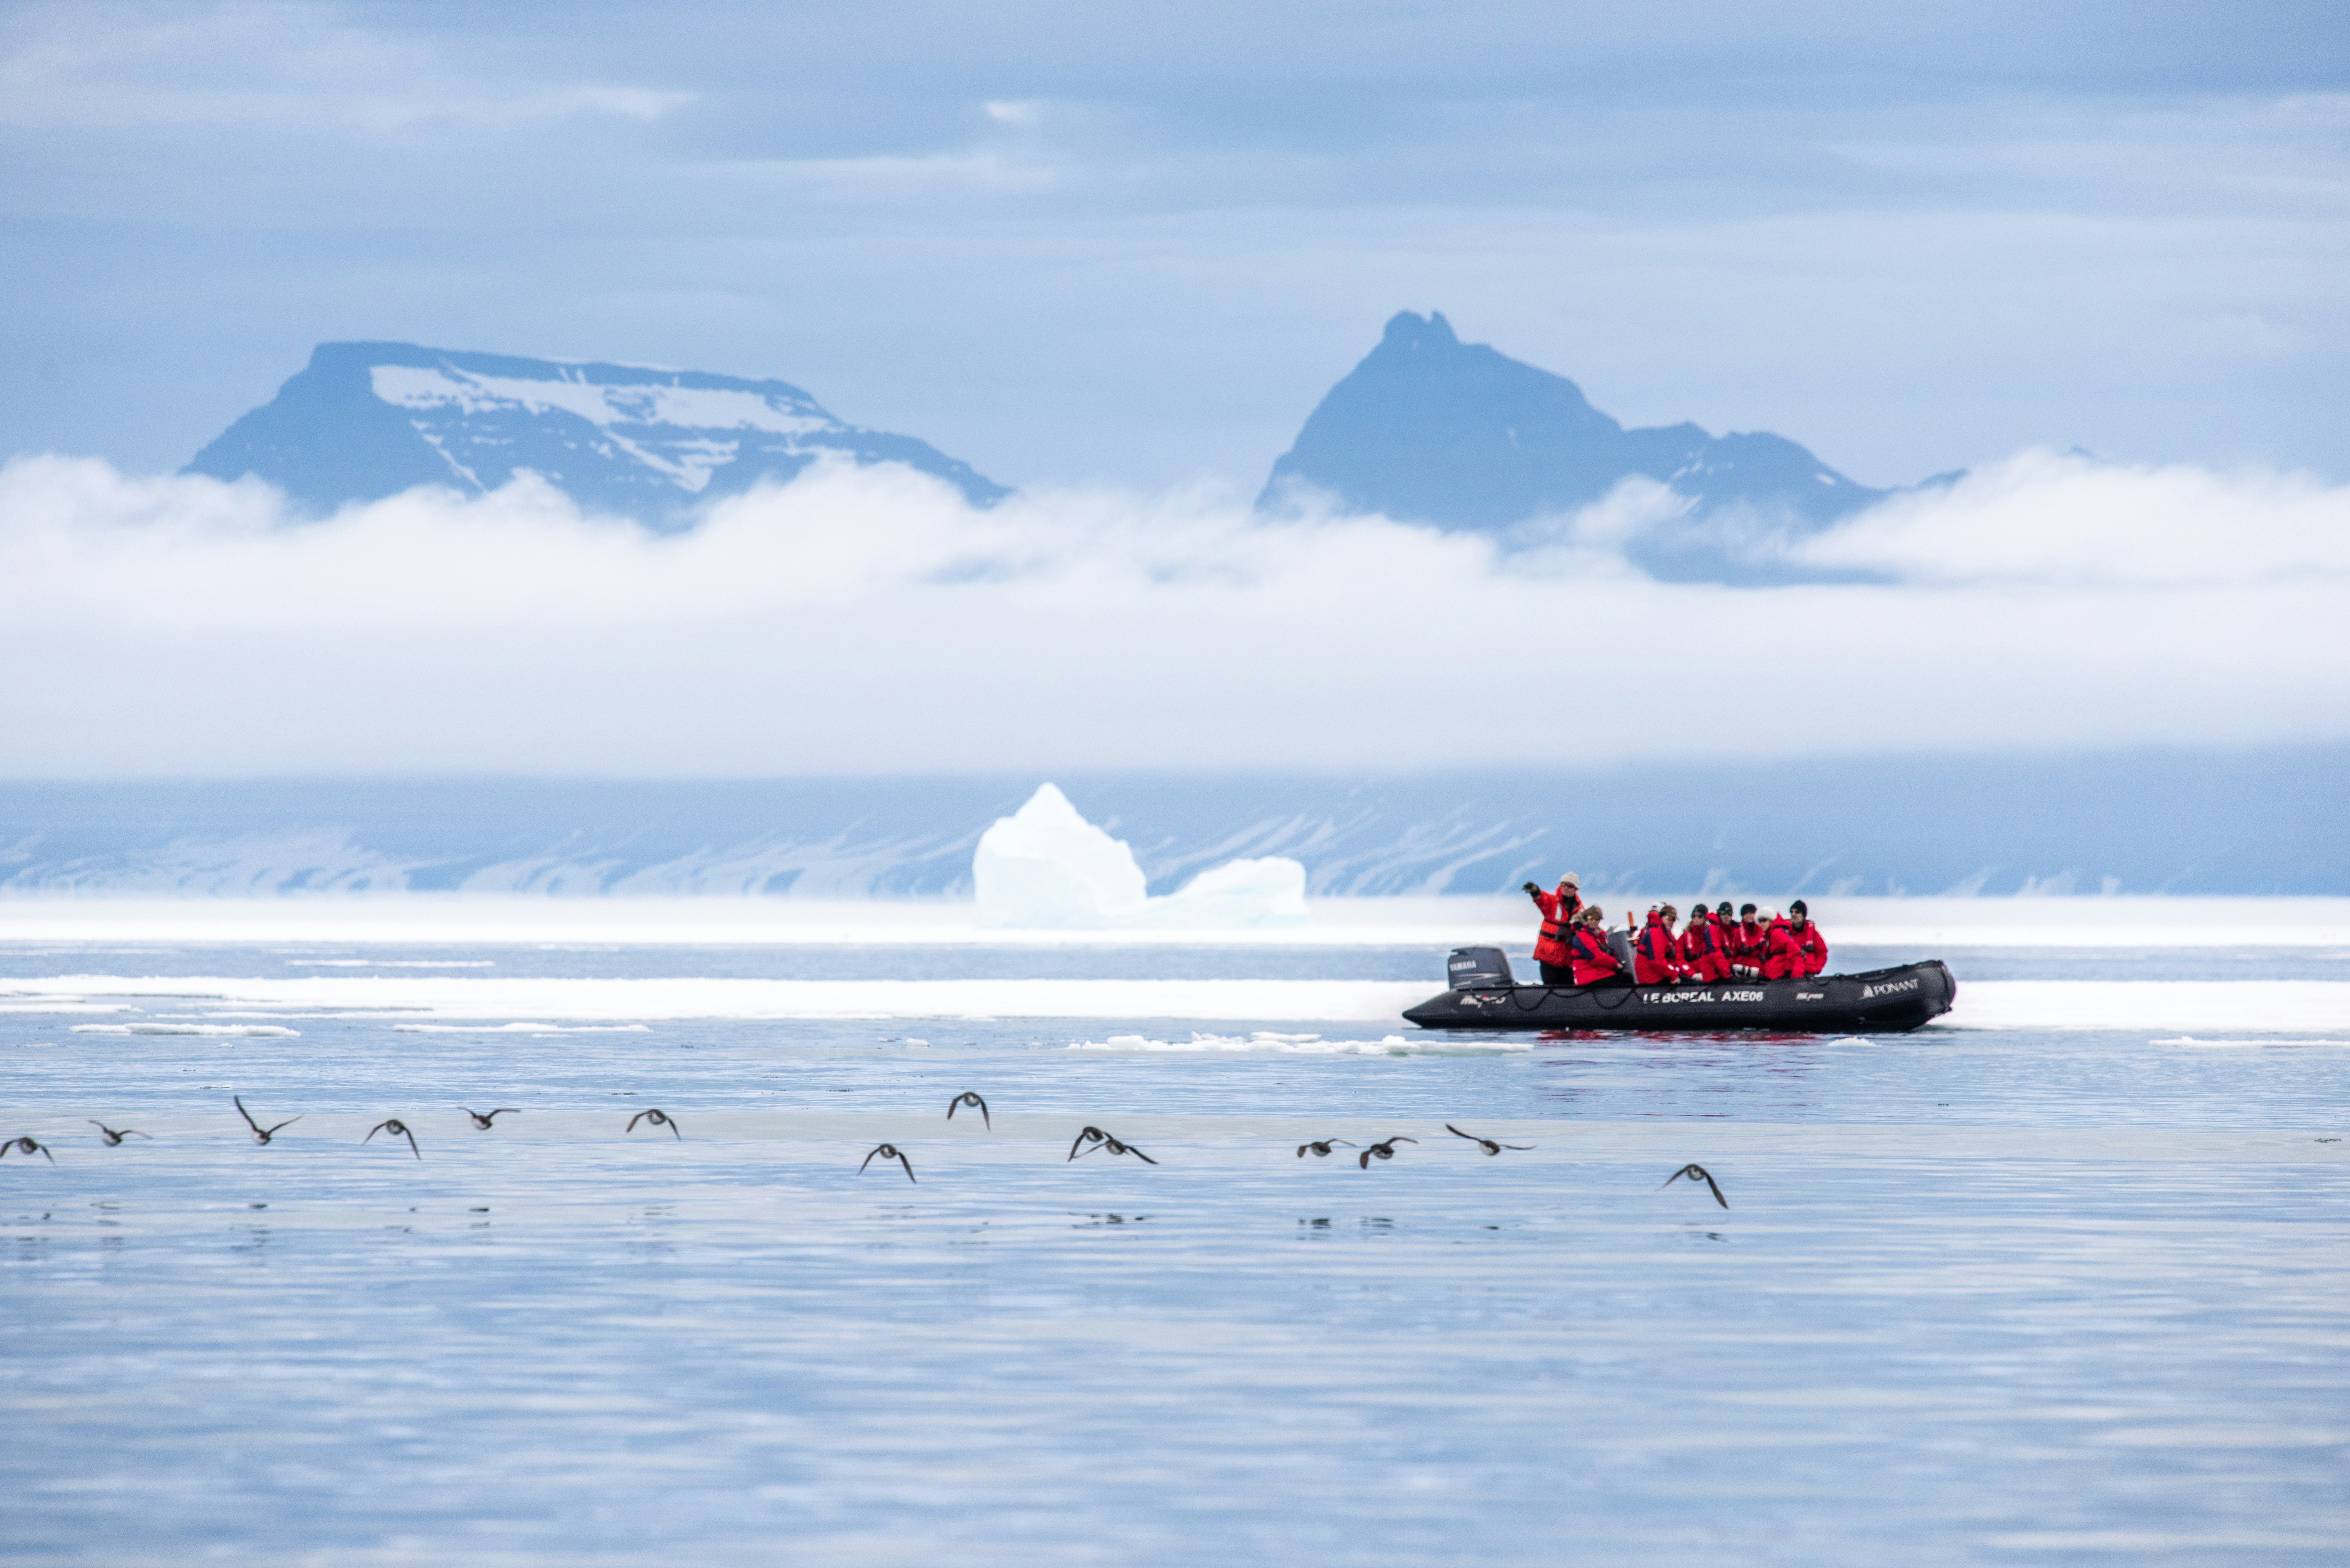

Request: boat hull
left=1401, top=960, right=1956, bottom=1034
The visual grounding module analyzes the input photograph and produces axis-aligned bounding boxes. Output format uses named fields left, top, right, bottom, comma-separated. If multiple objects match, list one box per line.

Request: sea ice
left=1068, top=1031, right=1525, bottom=1056
left=973, top=784, right=1307, bottom=929
left=69, top=1022, right=300, bottom=1037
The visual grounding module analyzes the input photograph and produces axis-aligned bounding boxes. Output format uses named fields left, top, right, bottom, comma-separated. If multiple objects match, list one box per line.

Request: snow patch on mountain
left=368, top=366, right=838, bottom=439
left=186, top=342, right=1007, bottom=527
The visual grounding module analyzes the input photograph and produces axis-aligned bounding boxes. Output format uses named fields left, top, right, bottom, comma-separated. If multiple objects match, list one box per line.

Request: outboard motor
left=1446, top=946, right=1514, bottom=991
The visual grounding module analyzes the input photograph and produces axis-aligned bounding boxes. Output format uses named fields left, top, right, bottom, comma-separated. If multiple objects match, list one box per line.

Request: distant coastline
left=5, top=747, right=2346, bottom=899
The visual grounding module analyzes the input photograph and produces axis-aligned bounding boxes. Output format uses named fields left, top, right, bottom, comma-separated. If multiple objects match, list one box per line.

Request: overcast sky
left=4, top=0, right=2347, bottom=492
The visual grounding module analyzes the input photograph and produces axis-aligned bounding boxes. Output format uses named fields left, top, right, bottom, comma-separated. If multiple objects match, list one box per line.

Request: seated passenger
left=1525, top=874, right=1582, bottom=987
left=1673, top=907, right=1702, bottom=974
left=1760, top=907, right=1821, bottom=981
left=1634, top=904, right=1693, bottom=986
left=1570, top=907, right=1632, bottom=988
left=1787, top=899, right=1828, bottom=978
left=1679, top=903, right=1733, bottom=982
left=1730, top=902, right=1767, bottom=978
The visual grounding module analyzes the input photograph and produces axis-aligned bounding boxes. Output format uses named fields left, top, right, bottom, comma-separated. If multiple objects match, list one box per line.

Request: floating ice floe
left=0, top=1002, right=131, bottom=1014
left=2151, top=1036, right=2350, bottom=1048
left=1069, top=1031, right=1531, bottom=1056
left=974, top=784, right=1306, bottom=929
left=392, top=1022, right=653, bottom=1034
left=285, top=959, right=497, bottom=968
left=71, top=1022, right=300, bottom=1037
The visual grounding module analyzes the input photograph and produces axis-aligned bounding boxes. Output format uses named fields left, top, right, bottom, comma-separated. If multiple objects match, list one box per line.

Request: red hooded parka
left=1633, top=911, right=1691, bottom=985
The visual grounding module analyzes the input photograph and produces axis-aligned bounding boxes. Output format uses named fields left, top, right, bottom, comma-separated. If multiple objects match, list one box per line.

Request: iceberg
left=973, top=784, right=1307, bottom=929
left=1150, top=855, right=1310, bottom=928
left=972, top=784, right=1149, bottom=928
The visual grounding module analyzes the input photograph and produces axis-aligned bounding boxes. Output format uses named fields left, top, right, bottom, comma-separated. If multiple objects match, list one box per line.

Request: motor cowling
left=1446, top=946, right=1514, bottom=990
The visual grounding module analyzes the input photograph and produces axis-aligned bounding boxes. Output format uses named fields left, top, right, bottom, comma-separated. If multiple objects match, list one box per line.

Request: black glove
left=1522, top=882, right=1541, bottom=896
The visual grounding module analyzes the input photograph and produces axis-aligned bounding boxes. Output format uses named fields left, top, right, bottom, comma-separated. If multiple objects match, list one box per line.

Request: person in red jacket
left=1524, top=874, right=1581, bottom=986
left=1679, top=903, right=1733, bottom=982
left=1761, top=906, right=1830, bottom=980
left=1786, top=899, right=1828, bottom=978
left=1729, top=903, right=1767, bottom=978
left=1569, top=907, right=1631, bottom=988
left=1634, top=904, right=1692, bottom=985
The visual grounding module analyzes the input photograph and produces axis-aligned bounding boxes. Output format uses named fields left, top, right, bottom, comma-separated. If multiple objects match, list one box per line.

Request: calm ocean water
left=4, top=931, right=2347, bottom=1565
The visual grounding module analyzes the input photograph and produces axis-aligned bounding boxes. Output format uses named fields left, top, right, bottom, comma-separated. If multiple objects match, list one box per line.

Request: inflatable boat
left=1402, top=947, right=1956, bottom=1034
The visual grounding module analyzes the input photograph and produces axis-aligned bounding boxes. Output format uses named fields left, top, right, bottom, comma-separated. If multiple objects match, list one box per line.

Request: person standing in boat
left=1570, top=907, right=1632, bottom=988
left=1634, top=904, right=1692, bottom=985
left=1523, top=874, right=1581, bottom=986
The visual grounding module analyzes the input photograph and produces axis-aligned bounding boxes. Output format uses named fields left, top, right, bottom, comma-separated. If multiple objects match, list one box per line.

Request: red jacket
left=1761, top=918, right=1827, bottom=980
left=1679, top=916, right=1732, bottom=982
left=1530, top=886, right=1580, bottom=968
left=1567, top=923, right=1623, bottom=985
left=1633, top=912, right=1689, bottom=985
left=1729, top=919, right=1768, bottom=972
left=1790, top=919, right=1828, bottom=978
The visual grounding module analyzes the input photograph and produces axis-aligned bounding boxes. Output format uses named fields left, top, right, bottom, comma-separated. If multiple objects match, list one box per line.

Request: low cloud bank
left=1, top=449, right=2346, bottom=774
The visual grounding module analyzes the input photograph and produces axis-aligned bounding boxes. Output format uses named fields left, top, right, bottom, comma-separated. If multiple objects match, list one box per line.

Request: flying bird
left=860, top=1143, right=917, bottom=1182
left=627, top=1108, right=681, bottom=1139
left=88, top=1121, right=151, bottom=1146
left=1659, top=1163, right=1729, bottom=1208
left=946, top=1091, right=991, bottom=1129
left=1446, top=1124, right=1532, bottom=1156
left=365, top=1118, right=421, bottom=1159
left=1296, top=1139, right=1356, bottom=1158
left=2, top=1136, right=54, bottom=1164
left=234, top=1096, right=300, bottom=1145
left=459, top=1108, right=519, bottom=1129
left=1068, top=1126, right=1158, bottom=1165
left=1358, top=1137, right=1417, bottom=1169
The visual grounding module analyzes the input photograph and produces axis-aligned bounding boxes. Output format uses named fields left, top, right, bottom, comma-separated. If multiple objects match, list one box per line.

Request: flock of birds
left=3, top=1090, right=1731, bottom=1209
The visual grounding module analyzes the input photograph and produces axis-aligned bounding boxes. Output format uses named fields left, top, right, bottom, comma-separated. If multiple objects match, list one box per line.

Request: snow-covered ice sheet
left=8, top=973, right=2348, bottom=1030
left=67, top=1021, right=300, bottom=1037
left=2153, top=1036, right=2350, bottom=1048
left=392, top=1022, right=653, bottom=1034
left=1936, top=981, right=2350, bottom=1034
left=5, top=894, right=2349, bottom=949
left=1071, top=1031, right=1534, bottom=1056
left=16, top=974, right=1431, bottom=1023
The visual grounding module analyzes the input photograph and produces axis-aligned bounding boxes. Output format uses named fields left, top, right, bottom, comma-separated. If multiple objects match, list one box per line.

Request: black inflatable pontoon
left=1402, top=947, right=1956, bottom=1033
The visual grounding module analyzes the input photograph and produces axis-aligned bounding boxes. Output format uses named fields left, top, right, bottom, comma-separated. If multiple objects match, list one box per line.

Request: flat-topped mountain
left=186, top=342, right=1007, bottom=526
left=1262, top=312, right=1886, bottom=578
